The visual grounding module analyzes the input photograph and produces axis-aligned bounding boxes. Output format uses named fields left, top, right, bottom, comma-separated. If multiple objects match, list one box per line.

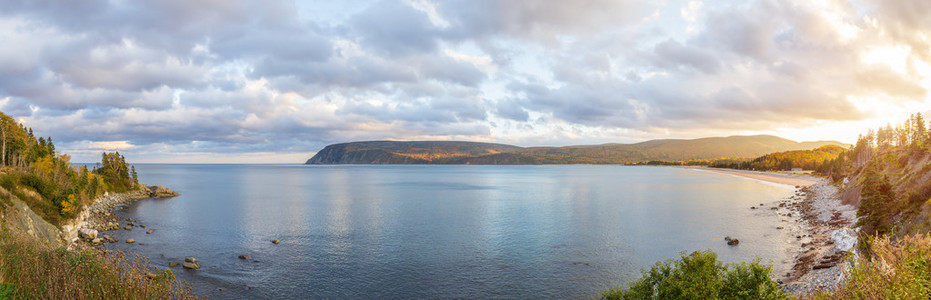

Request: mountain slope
left=306, top=135, right=849, bottom=165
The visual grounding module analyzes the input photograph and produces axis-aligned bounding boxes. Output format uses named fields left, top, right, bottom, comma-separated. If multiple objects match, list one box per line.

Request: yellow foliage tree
left=60, top=194, right=78, bottom=216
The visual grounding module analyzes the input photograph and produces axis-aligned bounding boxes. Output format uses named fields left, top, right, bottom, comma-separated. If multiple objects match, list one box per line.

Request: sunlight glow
left=861, top=45, right=912, bottom=74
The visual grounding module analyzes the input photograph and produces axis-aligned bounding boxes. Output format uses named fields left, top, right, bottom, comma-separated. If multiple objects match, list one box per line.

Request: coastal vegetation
left=600, top=250, right=788, bottom=299
left=827, top=234, right=931, bottom=299
left=0, top=112, right=138, bottom=225
left=817, top=113, right=931, bottom=237
left=0, top=224, right=195, bottom=299
left=0, top=110, right=195, bottom=298
left=307, top=136, right=846, bottom=165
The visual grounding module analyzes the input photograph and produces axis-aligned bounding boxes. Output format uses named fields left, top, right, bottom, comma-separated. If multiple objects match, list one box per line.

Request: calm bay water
left=104, top=165, right=797, bottom=299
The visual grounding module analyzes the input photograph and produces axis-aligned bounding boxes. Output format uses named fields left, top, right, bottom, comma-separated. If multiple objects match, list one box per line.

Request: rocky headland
left=66, top=185, right=178, bottom=249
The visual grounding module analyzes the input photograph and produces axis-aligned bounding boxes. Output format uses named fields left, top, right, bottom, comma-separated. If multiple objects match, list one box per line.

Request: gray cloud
left=0, top=0, right=926, bottom=162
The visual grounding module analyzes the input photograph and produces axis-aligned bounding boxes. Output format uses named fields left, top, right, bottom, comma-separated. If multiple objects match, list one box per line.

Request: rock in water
left=271, top=239, right=280, bottom=244
left=724, top=236, right=740, bottom=246
left=239, top=254, right=251, bottom=260
left=183, top=257, right=200, bottom=269
left=78, top=228, right=98, bottom=240
left=169, top=262, right=180, bottom=267
left=126, top=239, right=135, bottom=244
left=146, top=229, right=153, bottom=234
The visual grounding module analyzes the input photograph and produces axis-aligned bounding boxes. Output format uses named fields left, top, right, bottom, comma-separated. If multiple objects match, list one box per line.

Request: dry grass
left=0, top=224, right=197, bottom=299
left=823, top=234, right=931, bottom=299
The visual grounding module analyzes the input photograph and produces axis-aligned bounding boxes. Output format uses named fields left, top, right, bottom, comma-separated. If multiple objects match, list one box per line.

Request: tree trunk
left=1, top=127, right=5, bottom=166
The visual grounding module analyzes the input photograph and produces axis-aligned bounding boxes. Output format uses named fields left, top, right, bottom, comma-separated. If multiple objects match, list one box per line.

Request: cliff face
left=4, top=197, right=63, bottom=247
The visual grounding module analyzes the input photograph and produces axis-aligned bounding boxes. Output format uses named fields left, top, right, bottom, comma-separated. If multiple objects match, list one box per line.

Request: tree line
left=0, top=112, right=138, bottom=225
left=816, top=113, right=931, bottom=236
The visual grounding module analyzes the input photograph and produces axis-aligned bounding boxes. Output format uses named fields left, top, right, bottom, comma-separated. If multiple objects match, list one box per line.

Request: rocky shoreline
left=67, top=185, right=178, bottom=249
left=703, top=168, right=859, bottom=296
left=777, top=178, right=858, bottom=296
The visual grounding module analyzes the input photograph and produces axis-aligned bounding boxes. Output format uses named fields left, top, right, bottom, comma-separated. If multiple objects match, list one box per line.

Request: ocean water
left=104, top=165, right=798, bottom=299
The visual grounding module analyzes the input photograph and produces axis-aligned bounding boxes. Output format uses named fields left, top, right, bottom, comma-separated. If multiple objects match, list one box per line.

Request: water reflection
left=109, top=165, right=795, bottom=299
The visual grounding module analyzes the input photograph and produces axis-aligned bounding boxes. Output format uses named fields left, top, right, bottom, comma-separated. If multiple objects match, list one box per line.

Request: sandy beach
left=698, top=168, right=819, bottom=187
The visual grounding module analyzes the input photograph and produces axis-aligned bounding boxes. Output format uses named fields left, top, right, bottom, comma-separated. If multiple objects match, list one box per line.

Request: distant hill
left=305, top=135, right=849, bottom=165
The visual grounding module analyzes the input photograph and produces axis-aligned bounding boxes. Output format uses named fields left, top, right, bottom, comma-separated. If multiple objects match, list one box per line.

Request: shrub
left=600, top=250, right=788, bottom=300
left=827, top=234, right=931, bottom=299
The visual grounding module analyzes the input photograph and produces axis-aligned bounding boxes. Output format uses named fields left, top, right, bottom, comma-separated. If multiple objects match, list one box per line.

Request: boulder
left=78, top=229, right=98, bottom=240
left=724, top=236, right=740, bottom=246
left=169, top=262, right=180, bottom=267
left=126, top=239, right=136, bottom=244
left=146, top=229, right=153, bottom=234
left=146, top=272, right=158, bottom=279
left=183, top=257, right=200, bottom=269
left=239, top=254, right=251, bottom=260
left=830, top=228, right=857, bottom=252
left=140, top=224, right=146, bottom=228
left=91, top=238, right=103, bottom=244
left=271, top=239, right=280, bottom=244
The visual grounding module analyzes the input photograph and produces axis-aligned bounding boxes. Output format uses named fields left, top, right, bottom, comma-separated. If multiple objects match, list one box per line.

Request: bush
left=600, top=250, right=788, bottom=300
left=827, top=234, right=931, bottom=299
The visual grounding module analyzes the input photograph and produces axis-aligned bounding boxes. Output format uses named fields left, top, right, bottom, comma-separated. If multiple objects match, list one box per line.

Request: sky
left=0, top=0, right=929, bottom=163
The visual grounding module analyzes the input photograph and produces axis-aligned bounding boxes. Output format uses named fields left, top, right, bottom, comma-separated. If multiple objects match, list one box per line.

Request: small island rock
left=239, top=254, right=251, bottom=260
left=169, top=262, right=180, bottom=267
left=126, top=238, right=136, bottom=244
left=271, top=239, right=280, bottom=244
left=183, top=257, right=200, bottom=269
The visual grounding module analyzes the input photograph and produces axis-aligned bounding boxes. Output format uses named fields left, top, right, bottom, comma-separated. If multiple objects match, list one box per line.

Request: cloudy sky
left=1, top=0, right=929, bottom=163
